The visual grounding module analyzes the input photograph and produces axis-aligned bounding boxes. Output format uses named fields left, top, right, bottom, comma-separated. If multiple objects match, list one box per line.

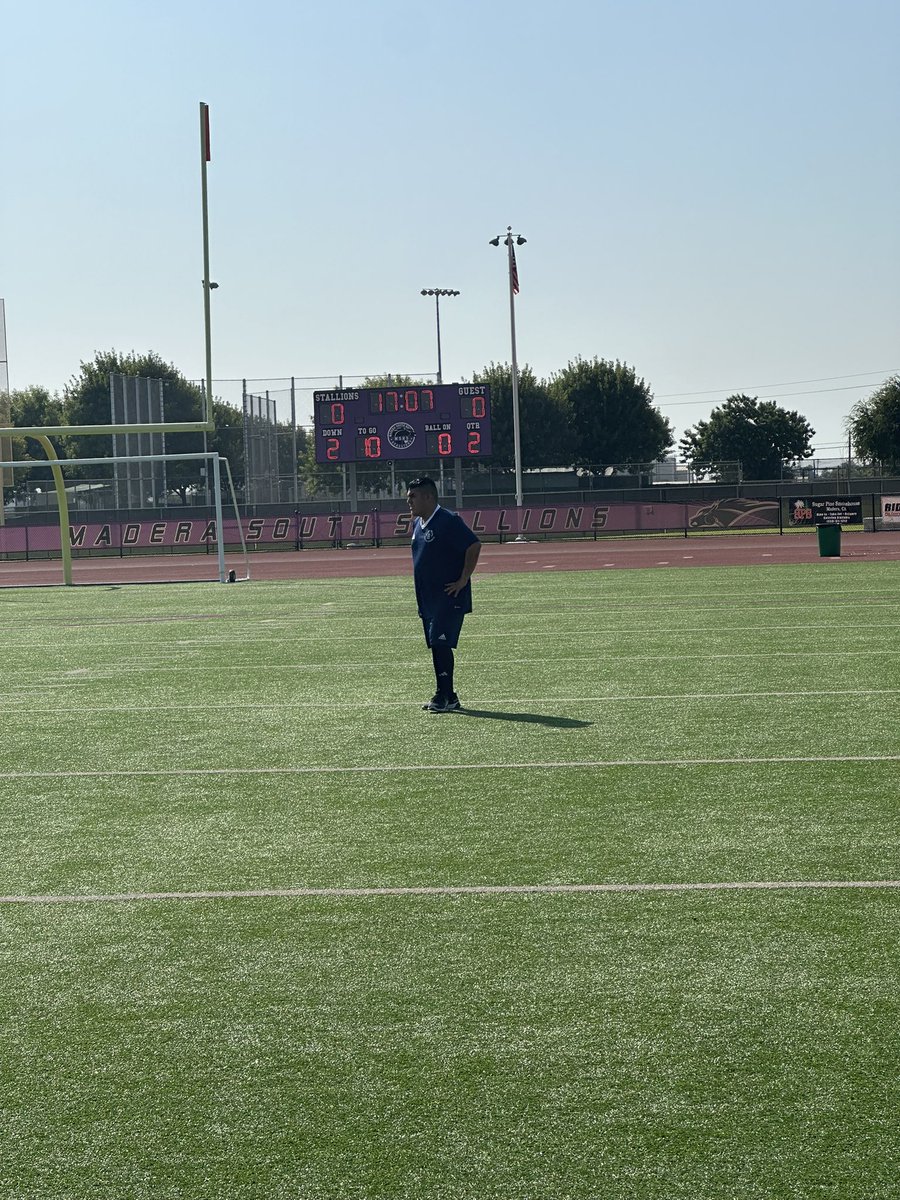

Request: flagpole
left=506, top=229, right=524, bottom=511
left=491, top=227, right=527, bottom=521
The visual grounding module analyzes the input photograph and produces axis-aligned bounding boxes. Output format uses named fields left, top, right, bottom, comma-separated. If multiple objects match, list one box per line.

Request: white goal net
left=0, top=451, right=248, bottom=588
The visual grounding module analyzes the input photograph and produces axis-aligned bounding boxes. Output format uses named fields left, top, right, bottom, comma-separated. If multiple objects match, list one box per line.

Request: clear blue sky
left=2, top=0, right=897, bottom=455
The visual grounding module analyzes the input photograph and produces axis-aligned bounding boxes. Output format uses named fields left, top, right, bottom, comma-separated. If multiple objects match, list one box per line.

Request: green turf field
left=0, top=563, right=897, bottom=1200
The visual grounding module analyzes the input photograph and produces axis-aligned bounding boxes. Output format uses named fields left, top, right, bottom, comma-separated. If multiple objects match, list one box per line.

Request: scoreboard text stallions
left=313, top=383, right=492, bottom=464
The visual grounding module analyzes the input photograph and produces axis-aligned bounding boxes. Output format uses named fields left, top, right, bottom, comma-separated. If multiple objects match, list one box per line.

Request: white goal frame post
left=0, top=446, right=248, bottom=586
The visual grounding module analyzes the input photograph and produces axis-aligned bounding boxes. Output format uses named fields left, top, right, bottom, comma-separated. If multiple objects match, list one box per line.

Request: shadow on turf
left=457, top=708, right=592, bottom=728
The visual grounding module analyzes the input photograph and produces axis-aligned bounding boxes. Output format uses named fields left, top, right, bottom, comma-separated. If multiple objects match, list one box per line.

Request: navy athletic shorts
left=421, top=611, right=465, bottom=649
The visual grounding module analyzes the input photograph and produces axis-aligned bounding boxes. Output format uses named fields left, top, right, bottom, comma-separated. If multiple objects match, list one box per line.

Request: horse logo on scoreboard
left=387, top=422, right=416, bottom=450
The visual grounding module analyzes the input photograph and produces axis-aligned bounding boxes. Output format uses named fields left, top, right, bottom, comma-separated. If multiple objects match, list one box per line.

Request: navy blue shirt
left=411, top=506, right=480, bottom=618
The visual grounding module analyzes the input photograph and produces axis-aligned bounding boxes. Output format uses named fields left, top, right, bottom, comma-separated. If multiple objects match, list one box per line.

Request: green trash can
left=816, top=523, right=841, bottom=557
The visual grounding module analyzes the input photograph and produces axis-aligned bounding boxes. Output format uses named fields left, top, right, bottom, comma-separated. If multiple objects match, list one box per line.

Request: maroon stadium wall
left=0, top=499, right=785, bottom=559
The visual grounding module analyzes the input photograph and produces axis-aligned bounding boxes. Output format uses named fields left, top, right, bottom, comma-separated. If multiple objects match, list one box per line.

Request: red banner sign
left=0, top=498, right=782, bottom=557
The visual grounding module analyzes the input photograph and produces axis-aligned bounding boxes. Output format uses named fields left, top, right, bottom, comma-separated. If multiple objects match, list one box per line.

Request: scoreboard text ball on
left=313, top=383, right=492, bottom=464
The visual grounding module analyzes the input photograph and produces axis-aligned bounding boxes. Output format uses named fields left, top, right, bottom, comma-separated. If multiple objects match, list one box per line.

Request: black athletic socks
left=431, top=644, right=454, bottom=696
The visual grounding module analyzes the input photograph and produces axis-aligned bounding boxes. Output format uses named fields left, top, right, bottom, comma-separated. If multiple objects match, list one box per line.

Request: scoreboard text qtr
left=313, top=383, right=492, bottom=464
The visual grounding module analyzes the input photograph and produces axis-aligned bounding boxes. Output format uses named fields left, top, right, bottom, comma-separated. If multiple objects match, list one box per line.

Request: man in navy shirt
left=406, top=476, right=481, bottom=712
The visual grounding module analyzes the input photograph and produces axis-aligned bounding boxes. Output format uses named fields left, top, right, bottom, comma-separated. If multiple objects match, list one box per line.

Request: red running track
left=2, top=532, right=900, bottom=587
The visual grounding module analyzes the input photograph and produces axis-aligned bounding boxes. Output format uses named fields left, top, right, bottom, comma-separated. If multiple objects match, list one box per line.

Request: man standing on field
left=406, top=476, right=481, bottom=712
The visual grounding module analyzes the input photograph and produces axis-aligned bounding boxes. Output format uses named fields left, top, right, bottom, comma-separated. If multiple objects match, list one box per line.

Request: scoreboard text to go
left=312, top=383, right=492, bottom=464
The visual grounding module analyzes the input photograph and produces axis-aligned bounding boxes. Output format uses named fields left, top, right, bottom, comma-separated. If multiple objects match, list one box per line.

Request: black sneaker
left=422, top=692, right=461, bottom=712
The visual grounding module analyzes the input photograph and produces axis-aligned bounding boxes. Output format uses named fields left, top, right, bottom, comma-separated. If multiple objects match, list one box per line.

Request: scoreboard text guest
left=313, top=384, right=492, bottom=464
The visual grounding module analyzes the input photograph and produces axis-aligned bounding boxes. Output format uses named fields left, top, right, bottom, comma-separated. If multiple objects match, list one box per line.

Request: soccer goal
left=0, top=450, right=249, bottom=588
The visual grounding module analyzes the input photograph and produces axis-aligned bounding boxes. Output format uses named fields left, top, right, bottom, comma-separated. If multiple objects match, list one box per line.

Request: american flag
left=510, top=243, right=520, bottom=294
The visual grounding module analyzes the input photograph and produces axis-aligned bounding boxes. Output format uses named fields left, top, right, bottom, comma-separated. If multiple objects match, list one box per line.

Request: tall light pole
left=420, top=288, right=459, bottom=384
left=489, top=227, right=526, bottom=509
left=200, top=280, right=218, bottom=507
left=199, top=102, right=214, bottom=428
left=200, top=101, right=215, bottom=510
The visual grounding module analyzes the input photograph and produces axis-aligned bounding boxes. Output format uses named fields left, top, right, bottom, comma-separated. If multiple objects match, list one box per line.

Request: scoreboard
left=313, top=383, right=492, bottom=464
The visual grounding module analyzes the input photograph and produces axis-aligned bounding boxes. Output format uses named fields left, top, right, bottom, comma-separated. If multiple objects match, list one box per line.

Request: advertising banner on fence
left=788, top=499, right=815, bottom=526
left=685, top=498, right=779, bottom=529
left=790, top=497, right=864, bottom=526
left=810, top=496, right=863, bottom=526
left=882, top=497, right=900, bottom=527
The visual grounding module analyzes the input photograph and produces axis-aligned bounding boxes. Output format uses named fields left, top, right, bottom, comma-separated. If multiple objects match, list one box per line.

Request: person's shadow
left=456, top=709, right=592, bottom=729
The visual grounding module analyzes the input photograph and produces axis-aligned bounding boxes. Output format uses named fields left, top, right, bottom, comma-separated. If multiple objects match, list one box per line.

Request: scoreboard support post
left=348, top=463, right=358, bottom=512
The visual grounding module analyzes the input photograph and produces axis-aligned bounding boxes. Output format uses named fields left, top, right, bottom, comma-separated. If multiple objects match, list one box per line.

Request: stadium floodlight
left=419, top=288, right=460, bottom=385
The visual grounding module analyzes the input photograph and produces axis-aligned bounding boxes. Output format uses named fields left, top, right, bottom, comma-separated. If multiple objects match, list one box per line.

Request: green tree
left=848, top=376, right=900, bottom=470
left=207, top=401, right=246, bottom=493
left=60, top=349, right=245, bottom=503
left=164, top=398, right=250, bottom=505
left=548, top=357, right=673, bottom=471
left=4, top=387, right=66, bottom=500
left=62, top=350, right=192, bottom=468
left=470, top=363, right=572, bottom=471
left=158, top=390, right=214, bottom=504
left=361, top=375, right=422, bottom=388
left=679, top=394, right=815, bottom=482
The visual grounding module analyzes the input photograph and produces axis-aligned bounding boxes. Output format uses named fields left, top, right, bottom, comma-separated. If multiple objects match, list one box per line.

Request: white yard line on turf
left=3, top=754, right=900, bottom=780
left=4, top=611, right=900, bottom=648
left=0, top=689, right=897, bottom=715
left=0, top=879, right=897, bottom=906
left=9, top=618, right=895, bottom=648
left=6, top=648, right=896, bottom=679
